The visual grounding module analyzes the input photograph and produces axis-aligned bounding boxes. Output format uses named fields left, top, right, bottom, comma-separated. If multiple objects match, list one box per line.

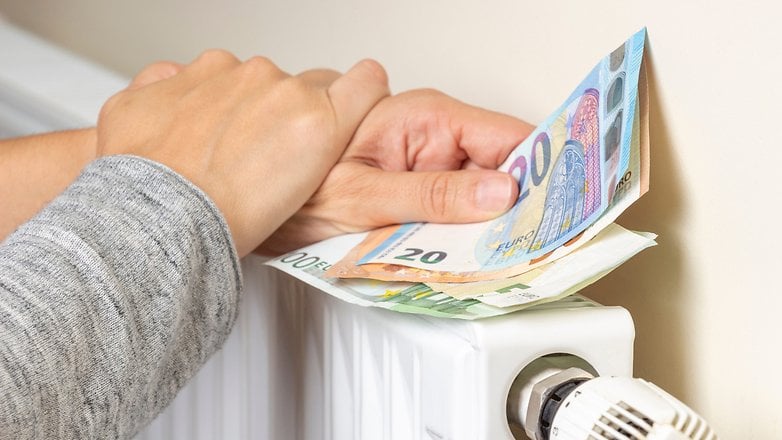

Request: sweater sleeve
left=0, top=155, right=242, bottom=439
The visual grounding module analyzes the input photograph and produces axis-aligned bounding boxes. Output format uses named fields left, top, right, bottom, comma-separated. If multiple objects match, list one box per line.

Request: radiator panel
left=137, top=258, right=634, bottom=440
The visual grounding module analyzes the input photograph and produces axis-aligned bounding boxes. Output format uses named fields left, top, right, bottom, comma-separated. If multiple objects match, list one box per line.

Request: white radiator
left=0, top=21, right=636, bottom=440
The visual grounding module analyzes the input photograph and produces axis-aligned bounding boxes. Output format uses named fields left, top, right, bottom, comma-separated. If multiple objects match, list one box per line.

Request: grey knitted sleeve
left=0, top=155, right=242, bottom=439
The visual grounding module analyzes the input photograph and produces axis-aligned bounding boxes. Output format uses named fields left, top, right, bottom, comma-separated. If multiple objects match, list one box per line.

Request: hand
left=96, top=50, right=390, bottom=257
left=258, top=89, right=534, bottom=254
left=0, top=62, right=182, bottom=242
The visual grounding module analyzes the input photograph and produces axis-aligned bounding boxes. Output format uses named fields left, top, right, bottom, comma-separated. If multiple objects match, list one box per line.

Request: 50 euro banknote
left=265, top=223, right=655, bottom=319
left=327, top=28, right=649, bottom=283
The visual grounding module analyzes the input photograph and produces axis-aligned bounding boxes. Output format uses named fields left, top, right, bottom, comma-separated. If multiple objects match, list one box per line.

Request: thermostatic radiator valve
left=514, top=367, right=717, bottom=440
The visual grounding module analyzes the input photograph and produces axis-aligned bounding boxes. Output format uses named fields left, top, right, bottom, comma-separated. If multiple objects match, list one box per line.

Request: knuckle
left=293, top=105, right=332, bottom=135
left=150, top=61, right=181, bottom=77
left=410, top=87, right=445, bottom=100
left=300, top=67, right=339, bottom=77
left=242, top=55, right=278, bottom=74
left=297, top=68, right=340, bottom=86
left=421, top=173, right=454, bottom=220
left=195, top=48, right=239, bottom=66
left=417, top=87, right=443, bottom=96
left=134, top=62, right=161, bottom=80
left=142, top=60, right=175, bottom=74
left=98, top=89, right=128, bottom=121
left=405, top=88, right=451, bottom=109
left=130, top=61, right=180, bottom=87
left=393, top=88, right=448, bottom=110
left=281, top=75, right=311, bottom=96
left=355, top=58, right=388, bottom=84
left=279, top=78, right=331, bottom=124
left=234, top=56, right=285, bottom=87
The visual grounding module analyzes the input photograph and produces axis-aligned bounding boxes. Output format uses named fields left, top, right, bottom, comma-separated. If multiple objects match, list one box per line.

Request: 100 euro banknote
left=328, top=28, right=649, bottom=283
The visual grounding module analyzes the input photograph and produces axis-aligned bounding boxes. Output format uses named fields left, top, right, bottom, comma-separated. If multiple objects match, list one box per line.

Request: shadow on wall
left=584, top=39, right=693, bottom=402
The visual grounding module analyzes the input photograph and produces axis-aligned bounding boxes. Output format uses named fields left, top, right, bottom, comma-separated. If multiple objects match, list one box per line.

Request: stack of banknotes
left=266, top=28, right=654, bottom=320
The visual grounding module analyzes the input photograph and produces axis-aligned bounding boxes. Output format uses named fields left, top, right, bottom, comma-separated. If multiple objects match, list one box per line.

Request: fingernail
left=475, top=175, right=514, bottom=213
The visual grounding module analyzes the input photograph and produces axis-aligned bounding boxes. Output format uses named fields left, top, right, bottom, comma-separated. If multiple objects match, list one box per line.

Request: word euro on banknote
left=328, top=28, right=649, bottom=283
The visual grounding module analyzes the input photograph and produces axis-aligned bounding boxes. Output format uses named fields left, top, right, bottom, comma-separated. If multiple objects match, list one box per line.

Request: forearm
left=0, top=128, right=96, bottom=240
left=0, top=156, right=242, bottom=439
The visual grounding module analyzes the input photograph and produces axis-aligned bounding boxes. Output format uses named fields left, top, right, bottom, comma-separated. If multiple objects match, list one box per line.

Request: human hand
left=258, top=89, right=534, bottom=254
left=96, top=50, right=390, bottom=257
left=0, top=62, right=194, bottom=242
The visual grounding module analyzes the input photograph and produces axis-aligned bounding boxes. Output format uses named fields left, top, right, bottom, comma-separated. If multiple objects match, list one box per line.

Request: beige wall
left=2, top=0, right=779, bottom=437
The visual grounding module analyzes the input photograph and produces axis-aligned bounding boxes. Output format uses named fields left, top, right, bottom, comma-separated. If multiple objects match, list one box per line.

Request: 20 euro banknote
left=425, top=223, right=656, bottom=308
left=328, top=28, right=649, bottom=283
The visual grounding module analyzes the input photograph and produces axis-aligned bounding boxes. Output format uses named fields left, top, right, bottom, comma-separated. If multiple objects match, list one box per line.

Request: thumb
left=327, top=59, right=390, bottom=144
left=352, top=166, right=519, bottom=224
left=126, top=61, right=184, bottom=90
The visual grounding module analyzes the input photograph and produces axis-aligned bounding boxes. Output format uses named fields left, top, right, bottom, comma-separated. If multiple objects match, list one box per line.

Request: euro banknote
left=327, top=28, right=649, bottom=283
left=264, top=223, right=655, bottom=319
left=425, top=223, right=656, bottom=308
left=264, top=232, right=528, bottom=320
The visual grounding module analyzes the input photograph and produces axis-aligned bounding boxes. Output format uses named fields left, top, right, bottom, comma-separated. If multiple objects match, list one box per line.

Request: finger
left=439, top=94, right=536, bottom=169
left=126, top=61, right=184, bottom=90
left=461, top=159, right=485, bottom=170
left=347, top=164, right=518, bottom=224
left=327, top=59, right=390, bottom=144
left=178, top=49, right=242, bottom=82
left=296, top=68, right=341, bottom=88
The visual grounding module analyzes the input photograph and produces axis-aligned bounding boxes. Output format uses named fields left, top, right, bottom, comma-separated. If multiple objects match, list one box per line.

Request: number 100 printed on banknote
left=328, top=28, right=649, bottom=282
